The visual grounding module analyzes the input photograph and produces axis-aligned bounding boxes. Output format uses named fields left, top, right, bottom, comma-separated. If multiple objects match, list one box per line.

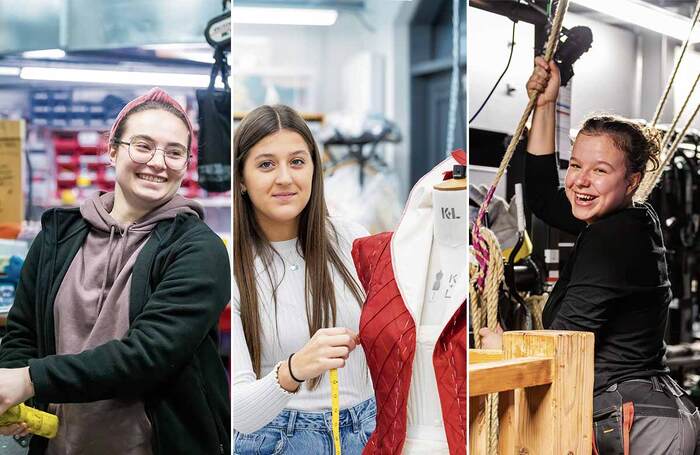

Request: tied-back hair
left=578, top=114, right=661, bottom=179
left=233, top=105, right=365, bottom=390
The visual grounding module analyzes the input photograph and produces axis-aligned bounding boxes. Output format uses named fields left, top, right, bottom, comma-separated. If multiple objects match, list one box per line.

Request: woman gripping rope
left=479, top=57, right=700, bottom=453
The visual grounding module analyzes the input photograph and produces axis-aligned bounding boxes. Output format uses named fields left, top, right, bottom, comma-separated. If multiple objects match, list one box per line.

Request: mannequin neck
left=432, top=187, right=467, bottom=248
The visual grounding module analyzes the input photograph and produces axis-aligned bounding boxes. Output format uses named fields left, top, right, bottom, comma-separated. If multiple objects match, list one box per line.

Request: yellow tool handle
left=330, top=368, right=341, bottom=455
left=0, top=403, right=59, bottom=439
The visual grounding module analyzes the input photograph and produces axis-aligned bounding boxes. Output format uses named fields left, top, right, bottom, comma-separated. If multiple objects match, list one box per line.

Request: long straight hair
left=233, top=105, right=365, bottom=389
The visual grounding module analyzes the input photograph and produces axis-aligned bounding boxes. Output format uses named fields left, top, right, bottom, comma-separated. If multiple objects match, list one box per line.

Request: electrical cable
left=469, top=19, right=516, bottom=125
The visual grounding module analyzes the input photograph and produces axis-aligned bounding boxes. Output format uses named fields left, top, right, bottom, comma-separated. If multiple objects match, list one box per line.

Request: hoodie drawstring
left=115, top=225, right=130, bottom=279
left=97, top=225, right=117, bottom=313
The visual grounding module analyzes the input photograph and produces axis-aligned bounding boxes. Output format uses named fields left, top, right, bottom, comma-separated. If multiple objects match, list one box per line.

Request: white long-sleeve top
left=233, top=218, right=374, bottom=434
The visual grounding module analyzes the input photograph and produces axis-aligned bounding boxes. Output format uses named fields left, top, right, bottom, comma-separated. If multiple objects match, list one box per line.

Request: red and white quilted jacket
left=351, top=151, right=467, bottom=455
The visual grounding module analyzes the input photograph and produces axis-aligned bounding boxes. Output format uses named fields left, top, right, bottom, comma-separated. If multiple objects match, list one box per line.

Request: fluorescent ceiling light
left=140, top=44, right=214, bottom=63
left=141, top=44, right=209, bottom=50
left=20, top=67, right=212, bottom=88
left=571, top=0, right=700, bottom=43
left=233, top=6, right=338, bottom=26
left=164, top=52, right=215, bottom=64
left=22, top=49, right=66, bottom=59
left=0, top=67, right=20, bottom=76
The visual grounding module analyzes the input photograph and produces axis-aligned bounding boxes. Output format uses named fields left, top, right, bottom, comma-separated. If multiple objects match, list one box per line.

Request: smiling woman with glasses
left=0, top=87, right=230, bottom=455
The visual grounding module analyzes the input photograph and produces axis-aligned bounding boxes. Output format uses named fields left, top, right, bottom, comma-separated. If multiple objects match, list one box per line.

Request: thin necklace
left=285, top=258, right=300, bottom=272
left=278, top=245, right=301, bottom=272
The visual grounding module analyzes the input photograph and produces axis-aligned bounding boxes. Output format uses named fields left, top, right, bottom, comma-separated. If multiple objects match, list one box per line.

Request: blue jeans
left=234, top=398, right=376, bottom=455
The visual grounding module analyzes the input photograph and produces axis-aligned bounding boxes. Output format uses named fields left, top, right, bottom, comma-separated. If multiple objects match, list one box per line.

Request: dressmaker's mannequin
left=405, top=175, right=467, bottom=453
left=352, top=152, right=467, bottom=455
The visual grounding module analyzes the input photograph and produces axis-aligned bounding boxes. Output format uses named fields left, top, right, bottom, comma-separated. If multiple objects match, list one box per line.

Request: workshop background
left=234, top=0, right=466, bottom=234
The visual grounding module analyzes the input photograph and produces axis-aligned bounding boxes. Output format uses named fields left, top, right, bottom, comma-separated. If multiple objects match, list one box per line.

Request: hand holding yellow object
left=0, top=404, right=59, bottom=439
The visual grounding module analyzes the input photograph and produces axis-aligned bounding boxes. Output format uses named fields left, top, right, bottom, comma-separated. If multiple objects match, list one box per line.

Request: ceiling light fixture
left=0, top=67, right=21, bottom=76
left=571, top=0, right=700, bottom=43
left=22, top=49, right=67, bottom=59
left=232, top=6, right=338, bottom=26
left=20, top=66, right=215, bottom=88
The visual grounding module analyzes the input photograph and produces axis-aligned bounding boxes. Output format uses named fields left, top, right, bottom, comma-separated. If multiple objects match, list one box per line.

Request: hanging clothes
left=324, top=162, right=402, bottom=234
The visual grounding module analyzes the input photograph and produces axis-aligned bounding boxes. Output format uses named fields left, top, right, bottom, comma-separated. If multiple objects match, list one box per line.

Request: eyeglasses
left=115, top=135, right=190, bottom=171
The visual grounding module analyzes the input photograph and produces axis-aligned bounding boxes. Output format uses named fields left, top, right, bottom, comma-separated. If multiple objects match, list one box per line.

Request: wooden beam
left=469, top=357, right=553, bottom=396
left=498, top=390, right=516, bottom=453
left=505, top=331, right=594, bottom=455
left=469, top=349, right=504, bottom=364
left=468, top=395, right=487, bottom=454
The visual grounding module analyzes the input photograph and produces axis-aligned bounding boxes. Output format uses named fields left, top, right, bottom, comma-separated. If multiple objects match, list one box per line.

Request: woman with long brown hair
left=233, top=105, right=376, bottom=454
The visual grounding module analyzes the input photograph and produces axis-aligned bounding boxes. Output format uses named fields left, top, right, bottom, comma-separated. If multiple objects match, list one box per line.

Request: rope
left=659, top=73, right=700, bottom=152
left=650, top=0, right=700, bottom=127
left=486, top=394, right=499, bottom=454
left=469, top=229, right=504, bottom=345
left=472, top=0, right=570, bottom=291
left=469, top=229, right=503, bottom=455
left=653, top=101, right=700, bottom=183
left=524, top=292, right=548, bottom=330
left=468, top=239, right=502, bottom=453
left=664, top=101, right=700, bottom=158
left=635, top=1, right=700, bottom=201
left=636, top=73, right=700, bottom=201
left=469, top=3, right=569, bottom=453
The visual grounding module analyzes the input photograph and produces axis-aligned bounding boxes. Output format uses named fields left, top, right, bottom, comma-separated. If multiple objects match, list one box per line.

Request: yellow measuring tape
left=0, top=403, right=59, bottom=438
left=329, top=368, right=341, bottom=455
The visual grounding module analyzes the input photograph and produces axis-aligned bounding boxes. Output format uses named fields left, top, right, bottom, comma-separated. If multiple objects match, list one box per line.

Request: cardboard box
left=0, top=120, right=24, bottom=225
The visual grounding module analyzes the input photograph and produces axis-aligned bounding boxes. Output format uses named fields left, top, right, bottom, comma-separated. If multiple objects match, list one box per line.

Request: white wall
left=468, top=5, right=700, bottom=136
left=318, top=1, right=402, bottom=114
left=232, top=24, right=323, bottom=111
left=468, top=8, right=638, bottom=133
left=468, top=7, right=535, bottom=134
left=233, top=1, right=403, bottom=115
left=564, top=12, right=637, bottom=126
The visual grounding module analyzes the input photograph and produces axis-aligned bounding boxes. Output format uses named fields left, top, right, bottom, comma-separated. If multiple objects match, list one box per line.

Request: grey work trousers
left=593, top=375, right=700, bottom=455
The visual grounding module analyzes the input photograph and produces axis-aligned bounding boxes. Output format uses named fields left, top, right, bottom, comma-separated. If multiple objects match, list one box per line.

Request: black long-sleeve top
left=525, top=153, right=671, bottom=395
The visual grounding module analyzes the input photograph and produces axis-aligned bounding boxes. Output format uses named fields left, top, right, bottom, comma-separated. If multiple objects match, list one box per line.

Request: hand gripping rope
left=470, top=1, right=570, bottom=453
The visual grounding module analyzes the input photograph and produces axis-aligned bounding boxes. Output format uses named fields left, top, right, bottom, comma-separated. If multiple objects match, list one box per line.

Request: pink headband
left=108, top=87, right=194, bottom=150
